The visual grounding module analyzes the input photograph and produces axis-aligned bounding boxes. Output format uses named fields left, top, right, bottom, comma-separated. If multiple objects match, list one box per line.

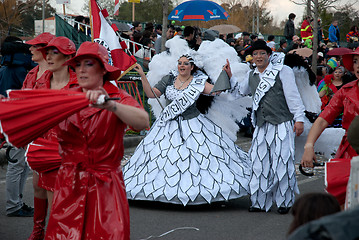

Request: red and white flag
left=114, top=0, right=120, bottom=16
left=90, top=0, right=136, bottom=74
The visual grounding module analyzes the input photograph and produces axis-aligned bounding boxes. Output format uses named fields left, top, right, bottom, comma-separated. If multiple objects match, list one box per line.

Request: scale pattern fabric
left=249, top=121, right=299, bottom=211
left=123, top=82, right=251, bottom=205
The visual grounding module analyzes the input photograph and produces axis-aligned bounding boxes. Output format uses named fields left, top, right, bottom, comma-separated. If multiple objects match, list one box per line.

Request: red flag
left=325, top=158, right=351, bottom=205
left=90, top=0, right=136, bottom=75
left=114, top=0, right=120, bottom=16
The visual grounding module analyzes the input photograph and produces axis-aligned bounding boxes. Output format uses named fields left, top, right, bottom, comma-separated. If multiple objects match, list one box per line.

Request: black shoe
left=22, top=203, right=34, bottom=214
left=7, top=208, right=34, bottom=217
left=277, top=207, right=291, bottom=214
left=248, top=206, right=266, bottom=212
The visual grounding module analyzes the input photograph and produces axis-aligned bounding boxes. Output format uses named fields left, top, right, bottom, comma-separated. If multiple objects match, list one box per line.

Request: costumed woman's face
left=177, top=57, right=193, bottom=76
left=46, top=48, right=71, bottom=72
left=353, top=56, right=359, bottom=79
left=252, top=50, right=269, bottom=70
left=30, top=44, right=45, bottom=63
left=75, top=57, right=107, bottom=91
left=333, top=68, right=343, bottom=80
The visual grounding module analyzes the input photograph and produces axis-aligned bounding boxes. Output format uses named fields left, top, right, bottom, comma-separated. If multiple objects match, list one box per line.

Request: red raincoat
left=23, top=68, right=78, bottom=191
left=45, top=81, right=141, bottom=240
left=319, top=80, right=359, bottom=159
left=22, top=65, right=42, bottom=88
left=300, top=19, right=313, bottom=41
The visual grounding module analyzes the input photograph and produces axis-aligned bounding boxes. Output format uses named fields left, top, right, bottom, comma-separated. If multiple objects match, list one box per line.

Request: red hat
left=26, top=32, right=55, bottom=46
left=342, top=48, right=358, bottom=71
left=39, top=37, right=76, bottom=58
left=65, top=41, right=122, bottom=80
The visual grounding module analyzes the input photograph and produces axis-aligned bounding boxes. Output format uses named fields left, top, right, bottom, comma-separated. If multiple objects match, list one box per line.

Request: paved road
left=0, top=134, right=327, bottom=240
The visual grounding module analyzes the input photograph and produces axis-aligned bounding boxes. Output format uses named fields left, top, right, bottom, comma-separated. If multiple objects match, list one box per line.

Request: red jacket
left=45, top=81, right=142, bottom=240
left=319, top=80, right=359, bottom=159
left=301, top=19, right=313, bottom=40
left=24, top=68, right=79, bottom=191
left=22, top=65, right=41, bottom=89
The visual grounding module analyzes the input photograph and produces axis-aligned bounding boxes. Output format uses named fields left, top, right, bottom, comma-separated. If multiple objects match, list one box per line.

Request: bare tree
left=290, top=0, right=358, bottom=15
left=0, top=0, right=38, bottom=36
left=290, top=0, right=358, bottom=73
left=161, top=0, right=169, bottom=52
left=312, top=0, right=319, bottom=74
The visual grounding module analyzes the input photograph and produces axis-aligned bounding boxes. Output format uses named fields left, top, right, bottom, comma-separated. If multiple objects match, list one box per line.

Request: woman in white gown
left=123, top=54, right=251, bottom=205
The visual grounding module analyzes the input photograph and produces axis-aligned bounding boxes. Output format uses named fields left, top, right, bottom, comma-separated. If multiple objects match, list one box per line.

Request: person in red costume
left=26, top=36, right=78, bottom=240
left=301, top=48, right=359, bottom=202
left=23, top=32, right=55, bottom=89
left=300, top=16, right=313, bottom=42
left=318, top=66, right=346, bottom=111
left=44, top=41, right=149, bottom=240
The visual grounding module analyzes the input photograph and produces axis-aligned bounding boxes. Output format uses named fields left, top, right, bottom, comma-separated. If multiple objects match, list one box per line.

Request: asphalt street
left=0, top=134, right=327, bottom=240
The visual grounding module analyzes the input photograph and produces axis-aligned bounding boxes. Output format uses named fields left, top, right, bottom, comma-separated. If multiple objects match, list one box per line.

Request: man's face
left=167, top=28, right=175, bottom=39
left=135, top=25, right=142, bottom=32
left=333, top=21, right=338, bottom=26
left=252, top=50, right=270, bottom=70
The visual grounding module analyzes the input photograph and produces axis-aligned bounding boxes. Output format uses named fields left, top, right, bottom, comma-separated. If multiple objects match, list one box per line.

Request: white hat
left=235, top=33, right=242, bottom=39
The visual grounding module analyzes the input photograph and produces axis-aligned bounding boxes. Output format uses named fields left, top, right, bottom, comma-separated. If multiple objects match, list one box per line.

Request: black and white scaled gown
left=123, top=71, right=251, bottom=205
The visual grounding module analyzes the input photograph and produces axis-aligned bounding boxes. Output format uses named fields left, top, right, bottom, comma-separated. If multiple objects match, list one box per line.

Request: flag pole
left=90, top=0, right=94, bottom=42
left=132, top=2, right=135, bottom=22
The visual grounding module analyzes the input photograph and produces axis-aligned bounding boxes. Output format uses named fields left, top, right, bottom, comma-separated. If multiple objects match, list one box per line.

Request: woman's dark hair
left=317, top=66, right=325, bottom=77
left=289, top=13, right=296, bottom=20
left=195, top=68, right=214, bottom=114
left=141, top=38, right=152, bottom=47
left=284, top=53, right=316, bottom=85
left=133, top=32, right=143, bottom=43
left=287, top=193, right=341, bottom=235
left=350, top=25, right=358, bottom=32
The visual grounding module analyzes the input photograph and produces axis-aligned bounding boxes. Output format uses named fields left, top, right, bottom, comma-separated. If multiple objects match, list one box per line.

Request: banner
left=90, top=0, right=136, bottom=74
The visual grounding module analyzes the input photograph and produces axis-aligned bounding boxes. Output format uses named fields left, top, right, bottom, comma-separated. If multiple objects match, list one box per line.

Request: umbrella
left=0, top=89, right=89, bottom=148
left=168, top=0, right=229, bottom=22
left=26, top=137, right=62, bottom=173
left=288, top=48, right=313, bottom=58
left=327, top=47, right=353, bottom=56
left=325, top=158, right=351, bottom=204
left=209, top=24, right=241, bottom=34
left=111, top=20, right=131, bottom=32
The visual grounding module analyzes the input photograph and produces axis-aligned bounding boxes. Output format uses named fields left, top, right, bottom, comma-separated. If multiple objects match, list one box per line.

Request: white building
left=34, top=16, right=56, bottom=35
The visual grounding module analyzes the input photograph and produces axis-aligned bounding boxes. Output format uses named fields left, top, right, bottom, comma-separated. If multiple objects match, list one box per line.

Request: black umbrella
left=111, top=20, right=131, bottom=32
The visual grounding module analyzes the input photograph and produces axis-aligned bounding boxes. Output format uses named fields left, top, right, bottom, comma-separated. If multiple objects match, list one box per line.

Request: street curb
left=123, top=135, right=145, bottom=149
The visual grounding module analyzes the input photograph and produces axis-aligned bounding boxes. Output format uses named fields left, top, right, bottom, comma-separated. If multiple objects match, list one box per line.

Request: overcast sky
left=50, top=0, right=305, bottom=26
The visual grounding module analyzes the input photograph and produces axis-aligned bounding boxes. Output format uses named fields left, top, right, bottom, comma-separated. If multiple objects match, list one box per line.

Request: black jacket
left=284, top=19, right=295, bottom=40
